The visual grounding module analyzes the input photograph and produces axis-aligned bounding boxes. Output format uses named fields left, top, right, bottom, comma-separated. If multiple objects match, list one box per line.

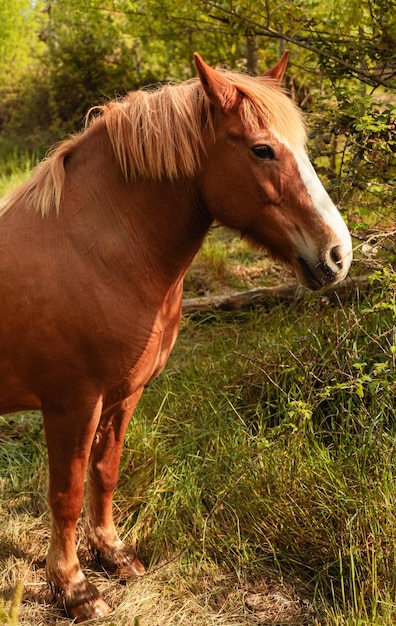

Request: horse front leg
left=43, top=396, right=112, bottom=622
left=86, top=391, right=145, bottom=576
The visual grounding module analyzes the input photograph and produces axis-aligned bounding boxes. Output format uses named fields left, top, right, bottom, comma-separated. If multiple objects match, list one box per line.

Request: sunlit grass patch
left=184, top=228, right=291, bottom=297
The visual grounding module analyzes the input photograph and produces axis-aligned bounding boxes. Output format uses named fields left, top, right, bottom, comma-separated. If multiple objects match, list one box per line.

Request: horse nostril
left=329, top=245, right=343, bottom=269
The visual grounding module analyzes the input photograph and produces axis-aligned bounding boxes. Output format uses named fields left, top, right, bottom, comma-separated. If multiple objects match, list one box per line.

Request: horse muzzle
left=296, top=243, right=352, bottom=291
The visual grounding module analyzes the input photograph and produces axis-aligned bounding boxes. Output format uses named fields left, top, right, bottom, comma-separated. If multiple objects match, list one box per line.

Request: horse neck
left=63, top=124, right=212, bottom=286
left=115, top=178, right=212, bottom=281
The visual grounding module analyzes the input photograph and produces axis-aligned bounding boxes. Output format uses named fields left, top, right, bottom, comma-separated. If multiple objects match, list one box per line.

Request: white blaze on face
left=294, top=148, right=353, bottom=276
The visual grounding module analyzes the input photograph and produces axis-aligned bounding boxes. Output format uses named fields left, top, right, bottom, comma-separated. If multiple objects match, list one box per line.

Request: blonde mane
left=0, top=71, right=306, bottom=217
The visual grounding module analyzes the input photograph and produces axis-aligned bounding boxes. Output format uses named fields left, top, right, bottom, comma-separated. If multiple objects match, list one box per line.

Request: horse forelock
left=232, top=73, right=307, bottom=148
left=0, top=69, right=305, bottom=217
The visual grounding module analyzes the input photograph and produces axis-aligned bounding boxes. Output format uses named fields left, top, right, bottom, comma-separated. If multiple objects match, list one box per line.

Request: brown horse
left=0, top=52, right=352, bottom=621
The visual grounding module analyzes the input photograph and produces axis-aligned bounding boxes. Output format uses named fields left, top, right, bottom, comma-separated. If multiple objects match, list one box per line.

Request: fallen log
left=182, top=275, right=370, bottom=315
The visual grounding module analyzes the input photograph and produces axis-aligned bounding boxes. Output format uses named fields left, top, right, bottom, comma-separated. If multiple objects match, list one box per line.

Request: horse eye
left=251, top=145, right=275, bottom=160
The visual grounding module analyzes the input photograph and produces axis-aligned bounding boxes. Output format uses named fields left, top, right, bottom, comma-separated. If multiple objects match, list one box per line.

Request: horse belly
left=0, top=381, right=41, bottom=414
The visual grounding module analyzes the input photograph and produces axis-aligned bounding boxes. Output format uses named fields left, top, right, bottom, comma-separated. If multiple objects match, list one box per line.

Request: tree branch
left=182, top=276, right=369, bottom=316
left=200, top=0, right=395, bottom=88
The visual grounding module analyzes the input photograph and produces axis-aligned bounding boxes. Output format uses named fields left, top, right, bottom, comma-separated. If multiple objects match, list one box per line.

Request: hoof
left=117, top=554, right=145, bottom=577
left=94, top=544, right=146, bottom=577
left=50, top=577, right=112, bottom=622
left=68, top=597, right=112, bottom=623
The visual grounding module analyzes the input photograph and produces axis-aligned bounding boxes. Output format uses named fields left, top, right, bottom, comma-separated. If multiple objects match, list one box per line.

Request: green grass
left=116, top=281, right=395, bottom=622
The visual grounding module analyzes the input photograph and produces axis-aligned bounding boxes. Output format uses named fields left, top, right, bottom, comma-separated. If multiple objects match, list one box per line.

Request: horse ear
left=194, top=52, right=242, bottom=113
left=262, top=50, right=290, bottom=83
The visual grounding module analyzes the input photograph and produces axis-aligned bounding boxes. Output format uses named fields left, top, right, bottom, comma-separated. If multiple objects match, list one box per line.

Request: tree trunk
left=246, top=35, right=259, bottom=74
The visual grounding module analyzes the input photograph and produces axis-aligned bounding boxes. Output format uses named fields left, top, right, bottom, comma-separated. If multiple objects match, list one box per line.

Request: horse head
left=194, top=52, right=352, bottom=290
